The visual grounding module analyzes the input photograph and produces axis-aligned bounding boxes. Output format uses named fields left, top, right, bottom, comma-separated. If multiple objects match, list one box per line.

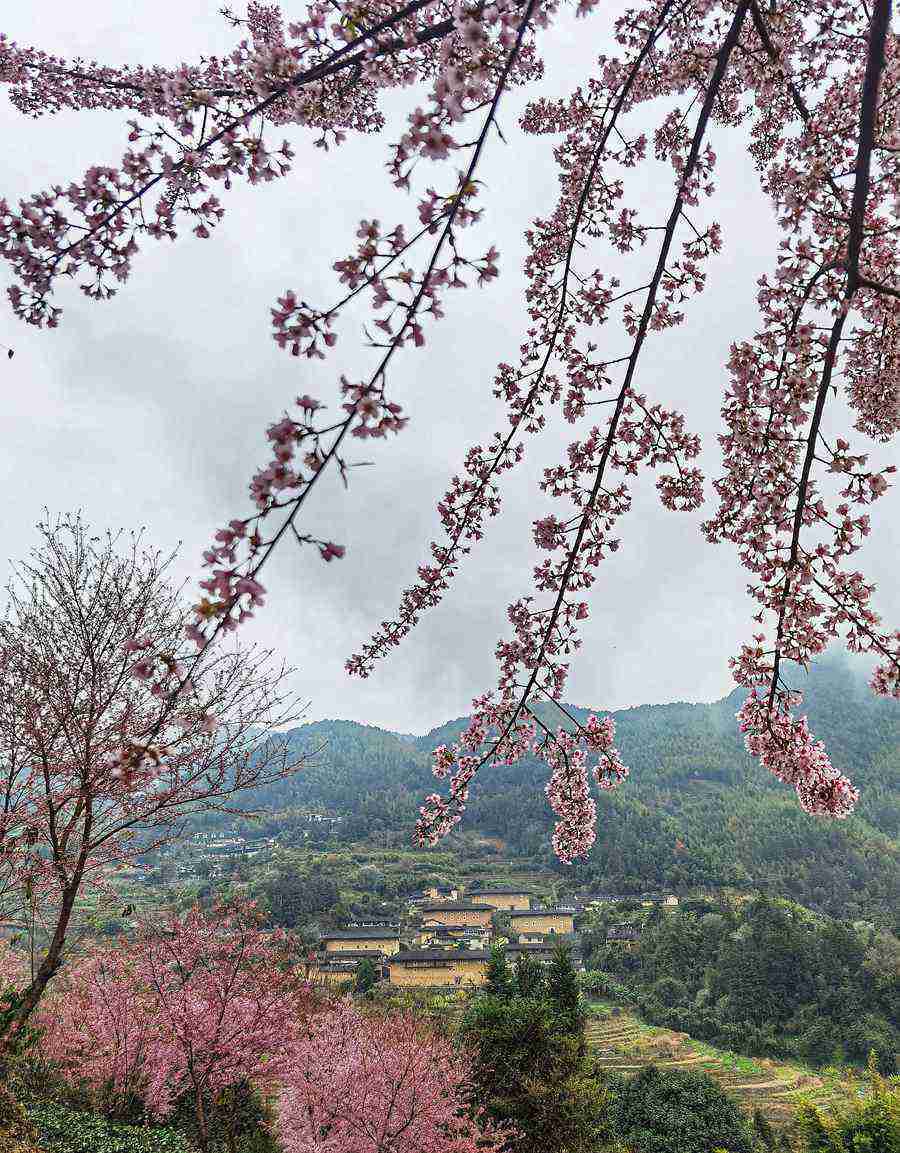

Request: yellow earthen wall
left=469, top=894, right=530, bottom=911
left=389, top=958, right=488, bottom=987
left=323, top=937, right=400, bottom=955
left=310, top=966, right=356, bottom=986
left=509, top=913, right=574, bottom=935
left=422, top=908, right=492, bottom=928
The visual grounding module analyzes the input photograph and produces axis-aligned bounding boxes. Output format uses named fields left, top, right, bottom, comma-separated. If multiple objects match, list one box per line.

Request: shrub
left=795, top=1059, right=900, bottom=1152
left=613, top=1065, right=755, bottom=1153
left=26, top=1102, right=189, bottom=1153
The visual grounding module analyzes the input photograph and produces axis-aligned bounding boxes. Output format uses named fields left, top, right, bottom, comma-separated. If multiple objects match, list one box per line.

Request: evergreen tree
left=484, top=946, right=514, bottom=998
left=354, top=957, right=379, bottom=996
left=459, top=993, right=615, bottom=1153
left=547, top=943, right=583, bottom=1040
left=514, top=953, right=544, bottom=999
left=613, top=1065, right=755, bottom=1153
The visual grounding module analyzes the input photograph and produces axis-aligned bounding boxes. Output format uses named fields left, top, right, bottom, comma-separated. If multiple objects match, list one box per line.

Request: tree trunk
left=226, top=1090, right=238, bottom=1153
left=0, top=879, right=81, bottom=1045
left=194, top=1082, right=209, bottom=1153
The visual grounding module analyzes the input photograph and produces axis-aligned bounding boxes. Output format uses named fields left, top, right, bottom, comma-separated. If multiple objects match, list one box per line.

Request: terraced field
left=585, top=1005, right=863, bottom=1127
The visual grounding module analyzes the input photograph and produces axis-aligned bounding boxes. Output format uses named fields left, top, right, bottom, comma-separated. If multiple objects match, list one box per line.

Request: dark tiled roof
left=320, top=928, right=400, bottom=940
left=315, top=949, right=384, bottom=960
left=508, top=908, right=575, bottom=918
left=420, top=902, right=494, bottom=913
left=391, top=949, right=490, bottom=963
left=506, top=942, right=570, bottom=953
left=469, top=886, right=533, bottom=895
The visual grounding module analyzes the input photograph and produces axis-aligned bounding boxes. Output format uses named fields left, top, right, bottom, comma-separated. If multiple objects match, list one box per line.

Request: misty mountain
left=237, top=655, right=899, bottom=927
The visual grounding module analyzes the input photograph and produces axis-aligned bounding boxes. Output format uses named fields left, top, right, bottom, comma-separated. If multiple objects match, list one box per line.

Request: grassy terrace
left=584, top=1004, right=866, bottom=1126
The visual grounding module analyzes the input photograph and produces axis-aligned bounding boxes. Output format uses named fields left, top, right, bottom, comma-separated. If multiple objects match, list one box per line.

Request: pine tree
left=547, top=942, right=584, bottom=1041
left=514, top=953, right=544, bottom=999
left=355, top=957, right=379, bottom=996
left=484, top=946, right=514, bottom=998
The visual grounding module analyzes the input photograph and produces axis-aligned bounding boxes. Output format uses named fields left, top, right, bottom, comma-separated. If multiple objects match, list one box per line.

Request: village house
left=388, top=949, right=489, bottom=988
left=517, top=928, right=560, bottom=944
left=606, top=925, right=641, bottom=952
left=507, top=908, right=575, bottom=936
left=320, top=927, right=401, bottom=955
left=425, top=884, right=460, bottom=900
left=414, top=922, right=491, bottom=950
left=468, top=885, right=533, bottom=911
left=505, top=938, right=584, bottom=968
left=638, top=892, right=679, bottom=908
left=405, top=884, right=460, bottom=909
left=409, top=884, right=459, bottom=902
left=420, top=901, right=495, bottom=928
left=306, top=951, right=385, bottom=986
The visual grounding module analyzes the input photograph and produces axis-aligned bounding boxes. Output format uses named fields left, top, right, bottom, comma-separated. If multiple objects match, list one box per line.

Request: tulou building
left=414, top=922, right=490, bottom=950
left=320, top=927, right=401, bottom=955
left=507, top=908, right=576, bottom=937
left=467, top=885, right=533, bottom=911
left=420, top=901, right=495, bottom=929
left=387, top=949, right=490, bottom=988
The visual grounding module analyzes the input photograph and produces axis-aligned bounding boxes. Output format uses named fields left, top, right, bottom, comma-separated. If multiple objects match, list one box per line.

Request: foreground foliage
left=26, top=1102, right=189, bottom=1153
left=795, top=1062, right=900, bottom=1153
left=613, top=1064, right=755, bottom=1153
left=461, top=946, right=618, bottom=1153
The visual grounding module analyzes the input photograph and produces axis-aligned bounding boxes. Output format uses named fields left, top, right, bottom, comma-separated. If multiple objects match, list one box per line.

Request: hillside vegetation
left=222, top=656, right=899, bottom=927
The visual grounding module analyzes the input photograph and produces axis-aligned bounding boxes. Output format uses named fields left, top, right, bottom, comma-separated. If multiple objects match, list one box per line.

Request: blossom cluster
left=703, top=10, right=900, bottom=807
left=37, top=904, right=309, bottom=1118
left=416, top=699, right=626, bottom=864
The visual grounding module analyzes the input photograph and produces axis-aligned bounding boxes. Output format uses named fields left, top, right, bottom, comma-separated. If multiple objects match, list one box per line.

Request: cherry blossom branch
left=767, top=0, right=893, bottom=708
left=122, top=0, right=543, bottom=760
left=347, top=0, right=683, bottom=675
left=34, top=0, right=448, bottom=271
left=415, top=0, right=750, bottom=860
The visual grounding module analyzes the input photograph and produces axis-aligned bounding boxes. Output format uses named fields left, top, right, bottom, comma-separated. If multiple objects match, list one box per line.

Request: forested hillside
left=238, top=656, right=899, bottom=927
left=583, top=896, right=899, bottom=1071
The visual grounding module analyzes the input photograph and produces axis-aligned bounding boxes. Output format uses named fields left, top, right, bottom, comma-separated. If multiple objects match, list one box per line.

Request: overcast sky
left=2, top=2, right=898, bottom=735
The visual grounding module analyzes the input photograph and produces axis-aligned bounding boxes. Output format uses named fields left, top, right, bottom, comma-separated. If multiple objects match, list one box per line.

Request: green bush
left=613, top=1065, right=755, bottom=1153
left=26, top=1101, right=189, bottom=1153
left=795, top=1059, right=900, bottom=1152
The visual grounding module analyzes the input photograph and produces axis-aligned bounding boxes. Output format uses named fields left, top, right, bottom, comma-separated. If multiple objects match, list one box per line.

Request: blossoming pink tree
left=277, top=999, right=508, bottom=1153
left=38, top=903, right=311, bottom=1152
left=0, top=515, right=304, bottom=1044
left=1, top=0, right=898, bottom=860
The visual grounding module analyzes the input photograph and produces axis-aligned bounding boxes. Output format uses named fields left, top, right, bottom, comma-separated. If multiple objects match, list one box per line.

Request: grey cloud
left=1, top=0, right=897, bottom=735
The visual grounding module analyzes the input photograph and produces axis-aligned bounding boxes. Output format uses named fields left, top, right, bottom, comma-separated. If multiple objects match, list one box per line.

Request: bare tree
left=0, top=513, right=303, bottom=1042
